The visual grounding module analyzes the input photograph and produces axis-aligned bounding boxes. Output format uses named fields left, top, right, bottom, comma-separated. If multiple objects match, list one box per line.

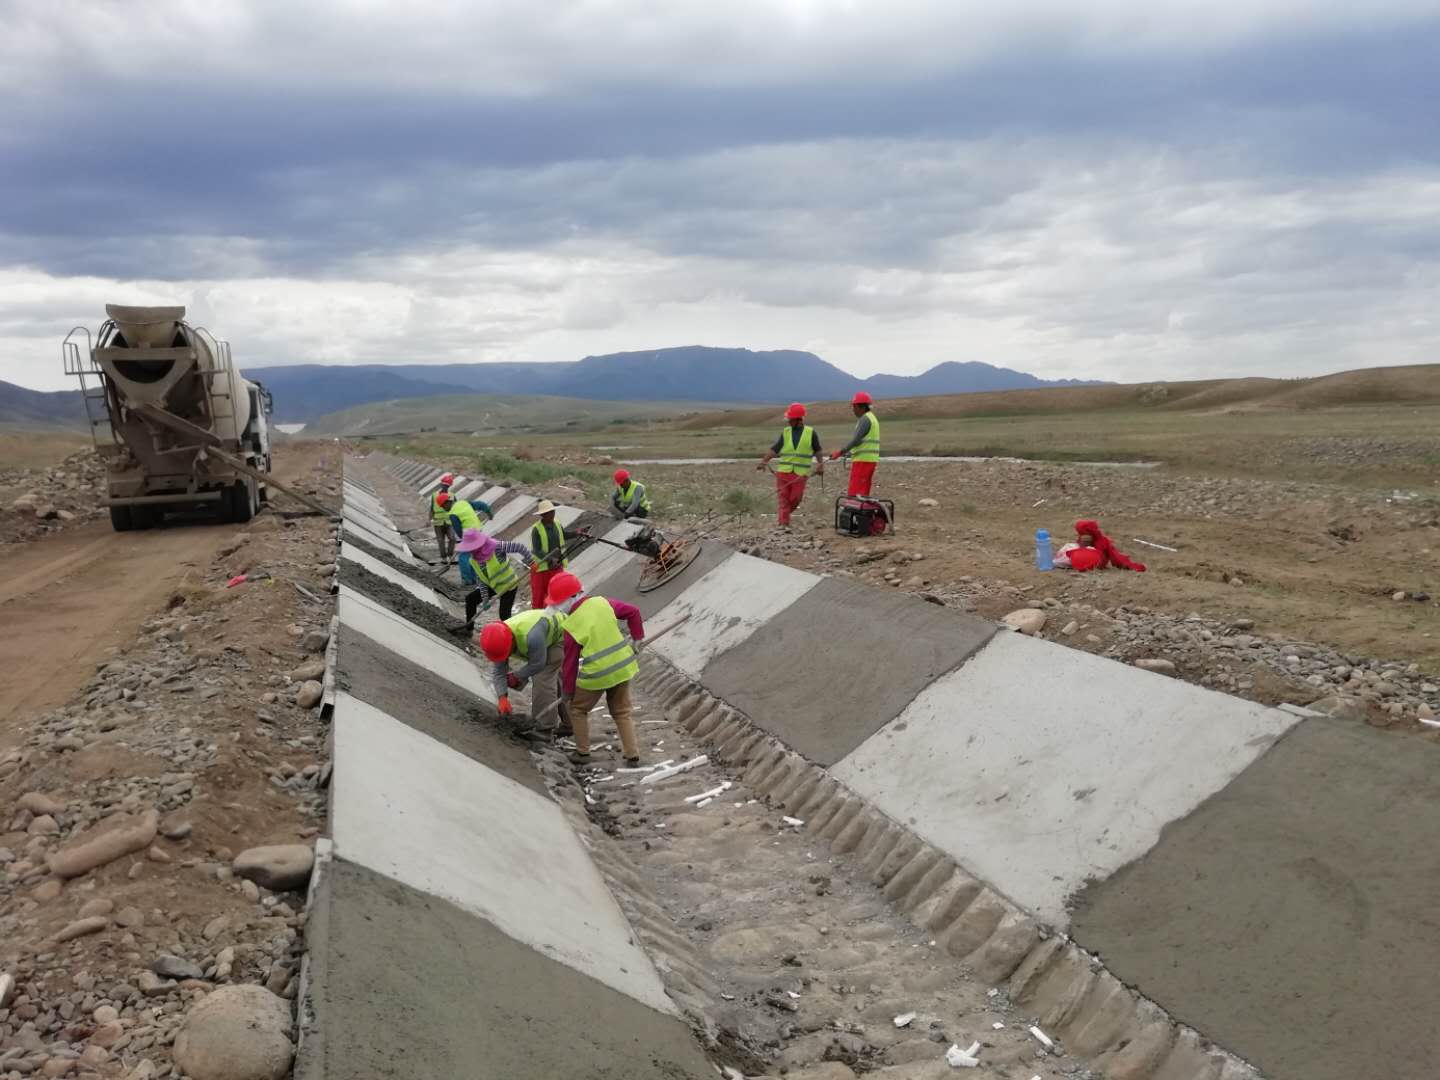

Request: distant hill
left=304, top=393, right=734, bottom=437
left=0, top=380, right=86, bottom=426
left=250, top=348, right=1103, bottom=421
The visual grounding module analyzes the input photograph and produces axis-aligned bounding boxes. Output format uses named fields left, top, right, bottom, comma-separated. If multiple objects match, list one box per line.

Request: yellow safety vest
left=449, top=500, right=483, bottom=532
left=566, top=596, right=639, bottom=691
left=504, top=609, right=566, bottom=659
left=465, top=551, right=519, bottom=594
left=615, top=481, right=652, bottom=513
left=530, top=520, right=568, bottom=570
left=851, top=412, right=881, bottom=463
left=430, top=490, right=450, bottom=524
left=774, top=425, right=817, bottom=476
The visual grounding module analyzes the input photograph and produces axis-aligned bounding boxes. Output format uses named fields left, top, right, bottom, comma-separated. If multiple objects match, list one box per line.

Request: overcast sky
left=4, top=0, right=1439, bottom=391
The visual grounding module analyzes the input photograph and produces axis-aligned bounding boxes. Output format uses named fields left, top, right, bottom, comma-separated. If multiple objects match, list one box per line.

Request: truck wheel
left=109, top=505, right=133, bottom=532
left=130, top=505, right=157, bottom=530
left=229, top=482, right=255, bottom=524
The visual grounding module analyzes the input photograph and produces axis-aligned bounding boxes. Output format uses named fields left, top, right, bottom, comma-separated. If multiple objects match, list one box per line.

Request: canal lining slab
left=1069, top=717, right=1440, bottom=1080
left=700, top=575, right=996, bottom=767
left=336, top=586, right=491, bottom=702
left=833, top=630, right=1300, bottom=926
left=329, top=691, right=675, bottom=1014
left=298, top=857, right=714, bottom=1080
left=339, top=542, right=447, bottom=609
left=637, top=551, right=820, bottom=673
left=334, top=624, right=539, bottom=794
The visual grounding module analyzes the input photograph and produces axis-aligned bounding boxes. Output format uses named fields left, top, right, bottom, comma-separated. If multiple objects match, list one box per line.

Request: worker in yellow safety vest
left=479, top=608, right=568, bottom=736
left=548, top=572, right=645, bottom=766
left=455, top=528, right=530, bottom=629
left=757, top=402, right=824, bottom=528
left=610, top=470, right=652, bottom=520
left=436, top=492, right=494, bottom=580
left=831, top=391, right=881, bottom=497
left=529, top=500, right=569, bottom=610
left=428, top=473, right=456, bottom=560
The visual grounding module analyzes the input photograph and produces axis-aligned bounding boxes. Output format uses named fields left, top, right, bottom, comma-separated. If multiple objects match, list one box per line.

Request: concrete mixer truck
left=63, top=305, right=274, bottom=531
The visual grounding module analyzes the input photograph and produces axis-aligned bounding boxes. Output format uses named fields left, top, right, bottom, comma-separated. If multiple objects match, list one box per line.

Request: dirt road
left=0, top=523, right=230, bottom=724
left=0, top=441, right=342, bottom=728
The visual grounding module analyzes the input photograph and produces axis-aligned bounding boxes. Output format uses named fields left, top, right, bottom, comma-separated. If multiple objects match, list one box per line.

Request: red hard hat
left=478, top=621, right=514, bottom=662
left=547, top=572, right=582, bottom=605
left=852, top=391, right=873, bottom=406
left=785, top=402, right=806, bottom=420
left=439, top=473, right=455, bottom=485
left=436, top=491, right=453, bottom=507
left=613, top=469, right=630, bottom=485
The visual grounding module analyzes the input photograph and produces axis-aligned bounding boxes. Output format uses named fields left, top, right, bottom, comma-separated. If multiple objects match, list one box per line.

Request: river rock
left=27, top=814, right=59, bottom=835
left=18, top=792, right=67, bottom=816
left=1135, top=658, right=1178, bottom=674
left=294, top=681, right=323, bottom=709
left=301, top=630, right=330, bottom=653
left=53, top=915, right=110, bottom=942
left=78, top=897, right=115, bottom=919
left=33, top=878, right=63, bottom=902
left=173, top=984, right=294, bottom=1080
left=47, top=810, right=159, bottom=879
left=233, top=844, right=314, bottom=892
left=288, top=659, right=326, bottom=682
left=153, top=954, right=205, bottom=980
left=1001, top=609, right=1047, bottom=636
left=0, top=971, right=15, bottom=1008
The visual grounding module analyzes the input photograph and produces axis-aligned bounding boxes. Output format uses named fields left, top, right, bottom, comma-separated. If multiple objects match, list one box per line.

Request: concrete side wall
left=336, top=587, right=491, bottom=700
left=565, top=520, right=643, bottom=587
left=701, top=576, right=997, bottom=766
left=642, top=551, right=820, bottom=676
left=834, top=631, right=1301, bottom=925
left=329, top=691, right=675, bottom=1014
left=483, top=493, right=538, bottom=536
left=339, top=542, right=445, bottom=609
left=342, top=519, right=410, bottom=560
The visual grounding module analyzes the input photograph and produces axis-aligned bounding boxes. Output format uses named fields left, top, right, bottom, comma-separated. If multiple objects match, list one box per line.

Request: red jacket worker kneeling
left=1056, top=519, right=1146, bottom=573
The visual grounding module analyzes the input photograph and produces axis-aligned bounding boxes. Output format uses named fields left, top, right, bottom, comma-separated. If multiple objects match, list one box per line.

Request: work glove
left=497, top=696, right=513, bottom=718
left=506, top=672, right=522, bottom=690
left=830, top=451, right=841, bottom=461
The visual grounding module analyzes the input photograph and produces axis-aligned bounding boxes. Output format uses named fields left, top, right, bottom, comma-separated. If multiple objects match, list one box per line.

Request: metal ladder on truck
left=61, top=326, right=118, bottom=453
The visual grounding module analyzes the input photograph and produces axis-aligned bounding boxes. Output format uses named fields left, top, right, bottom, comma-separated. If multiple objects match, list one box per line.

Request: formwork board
left=641, top=553, right=820, bottom=677
left=833, top=631, right=1300, bottom=926
left=339, top=543, right=445, bottom=609
left=336, top=587, right=490, bottom=701
left=329, top=692, right=675, bottom=1014
left=1070, top=718, right=1440, bottom=1080
left=700, top=576, right=996, bottom=766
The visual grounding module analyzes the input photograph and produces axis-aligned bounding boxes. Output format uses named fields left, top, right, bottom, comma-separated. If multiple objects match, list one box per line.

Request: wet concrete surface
left=1070, top=718, right=1440, bottom=1080
left=337, top=558, right=466, bottom=644
left=700, top=575, right=995, bottom=765
left=335, top=623, right=544, bottom=796
left=301, top=858, right=714, bottom=1080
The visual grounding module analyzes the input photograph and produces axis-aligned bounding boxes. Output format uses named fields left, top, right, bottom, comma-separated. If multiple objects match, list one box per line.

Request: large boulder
left=173, top=985, right=293, bottom=1080
left=1001, top=609, right=1047, bottom=636
left=232, top=844, right=314, bottom=892
left=47, top=810, right=158, bottom=879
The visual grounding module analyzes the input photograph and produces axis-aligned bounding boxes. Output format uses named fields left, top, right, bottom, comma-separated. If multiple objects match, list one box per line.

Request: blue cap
left=1036, top=528, right=1050, bottom=539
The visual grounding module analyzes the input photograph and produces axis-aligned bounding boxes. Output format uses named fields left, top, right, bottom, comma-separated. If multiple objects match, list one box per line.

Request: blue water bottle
left=1035, top=528, right=1054, bottom=571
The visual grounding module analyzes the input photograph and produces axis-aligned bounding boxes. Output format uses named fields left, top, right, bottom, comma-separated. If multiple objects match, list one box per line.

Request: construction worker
left=428, top=473, right=456, bottom=560
left=479, top=608, right=568, bottom=736
left=610, top=469, right=651, bottom=520
left=455, top=528, right=531, bottom=628
left=549, top=572, right=645, bottom=766
left=831, top=392, right=881, bottom=497
left=437, top=491, right=494, bottom=582
left=529, top=500, right=569, bottom=609
left=757, top=403, right=824, bottom=528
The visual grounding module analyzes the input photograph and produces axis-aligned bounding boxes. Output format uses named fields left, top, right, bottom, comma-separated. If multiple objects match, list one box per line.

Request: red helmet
left=478, top=621, right=514, bottom=662
left=613, top=469, right=630, bottom=486
left=547, top=572, right=583, bottom=605
left=851, top=391, right=873, bottom=406
left=439, top=472, right=455, bottom=485
left=436, top=491, right=453, bottom=508
left=785, top=403, right=806, bottom=420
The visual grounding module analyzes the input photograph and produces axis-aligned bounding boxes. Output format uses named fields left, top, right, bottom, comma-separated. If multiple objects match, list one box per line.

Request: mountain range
left=0, top=347, right=1100, bottom=425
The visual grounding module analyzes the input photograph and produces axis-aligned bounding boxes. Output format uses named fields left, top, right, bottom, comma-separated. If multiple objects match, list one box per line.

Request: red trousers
left=530, top=567, right=561, bottom=609
left=774, top=471, right=808, bottom=525
left=847, top=460, right=876, bottom=497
